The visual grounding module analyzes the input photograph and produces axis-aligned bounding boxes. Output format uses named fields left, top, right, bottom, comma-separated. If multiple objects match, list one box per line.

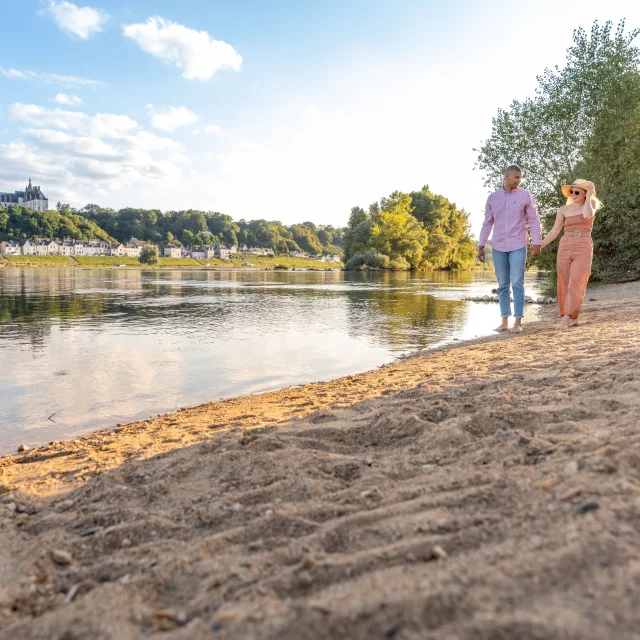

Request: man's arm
left=525, top=193, right=543, bottom=247
left=478, top=198, right=494, bottom=257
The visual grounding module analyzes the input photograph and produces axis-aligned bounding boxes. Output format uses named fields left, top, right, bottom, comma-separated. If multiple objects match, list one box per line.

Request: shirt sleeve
left=525, top=193, right=542, bottom=245
left=478, top=197, right=494, bottom=247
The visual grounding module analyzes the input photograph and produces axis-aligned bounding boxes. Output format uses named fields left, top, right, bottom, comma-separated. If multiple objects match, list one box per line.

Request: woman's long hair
left=566, top=192, right=604, bottom=211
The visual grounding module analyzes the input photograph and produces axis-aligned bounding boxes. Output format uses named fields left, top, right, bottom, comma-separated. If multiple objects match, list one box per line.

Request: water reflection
left=0, top=268, right=548, bottom=453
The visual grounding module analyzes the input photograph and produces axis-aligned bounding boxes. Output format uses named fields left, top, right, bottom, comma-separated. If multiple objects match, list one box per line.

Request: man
left=478, top=165, right=542, bottom=333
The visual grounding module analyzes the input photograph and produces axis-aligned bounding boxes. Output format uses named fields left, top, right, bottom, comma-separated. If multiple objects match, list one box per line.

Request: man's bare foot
left=510, top=324, right=523, bottom=333
left=494, top=323, right=509, bottom=333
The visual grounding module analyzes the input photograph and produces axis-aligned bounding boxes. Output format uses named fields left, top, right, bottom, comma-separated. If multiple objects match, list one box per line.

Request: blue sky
left=1, top=1, right=639, bottom=233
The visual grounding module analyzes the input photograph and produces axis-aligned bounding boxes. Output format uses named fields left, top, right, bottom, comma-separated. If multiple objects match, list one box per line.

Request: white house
left=20, top=239, right=36, bottom=255
left=0, top=241, right=21, bottom=256
left=214, top=245, right=231, bottom=260
left=247, top=247, right=275, bottom=257
left=34, top=240, right=58, bottom=255
left=290, top=250, right=310, bottom=259
left=163, top=245, right=182, bottom=259
left=123, top=243, right=142, bottom=258
left=56, top=240, right=76, bottom=256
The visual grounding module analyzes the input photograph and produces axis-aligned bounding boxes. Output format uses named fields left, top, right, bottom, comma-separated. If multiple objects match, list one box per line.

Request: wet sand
left=1, top=281, right=639, bottom=639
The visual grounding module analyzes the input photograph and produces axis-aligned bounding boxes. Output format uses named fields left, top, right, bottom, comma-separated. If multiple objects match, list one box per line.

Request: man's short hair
left=505, top=164, right=523, bottom=174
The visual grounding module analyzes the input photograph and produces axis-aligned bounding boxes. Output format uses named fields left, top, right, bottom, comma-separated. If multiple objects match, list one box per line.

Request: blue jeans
left=492, top=247, right=526, bottom=318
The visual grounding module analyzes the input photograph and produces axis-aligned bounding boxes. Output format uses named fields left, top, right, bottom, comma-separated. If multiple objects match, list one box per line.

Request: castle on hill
left=0, top=179, right=49, bottom=212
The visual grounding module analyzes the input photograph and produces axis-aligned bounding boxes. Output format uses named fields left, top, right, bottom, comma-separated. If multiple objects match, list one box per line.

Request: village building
left=162, top=245, right=182, bottom=259
left=0, top=237, right=145, bottom=258
left=0, top=179, right=49, bottom=212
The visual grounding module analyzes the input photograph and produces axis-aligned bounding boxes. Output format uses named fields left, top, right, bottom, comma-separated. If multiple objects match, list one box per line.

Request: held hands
left=530, top=245, right=542, bottom=257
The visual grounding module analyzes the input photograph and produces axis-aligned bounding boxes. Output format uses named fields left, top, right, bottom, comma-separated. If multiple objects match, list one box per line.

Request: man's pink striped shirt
left=479, top=188, right=542, bottom=252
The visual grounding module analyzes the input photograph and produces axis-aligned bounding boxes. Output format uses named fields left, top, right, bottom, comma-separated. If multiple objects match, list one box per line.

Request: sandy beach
left=1, top=281, right=640, bottom=639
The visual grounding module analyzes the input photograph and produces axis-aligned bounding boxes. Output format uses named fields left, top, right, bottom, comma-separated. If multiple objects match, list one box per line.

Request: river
left=0, top=268, right=548, bottom=453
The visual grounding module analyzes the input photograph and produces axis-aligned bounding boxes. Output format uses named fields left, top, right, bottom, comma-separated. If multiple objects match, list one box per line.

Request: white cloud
left=44, top=1, right=109, bottom=40
left=122, top=17, right=242, bottom=80
left=52, top=93, right=84, bottom=106
left=169, top=152, right=191, bottom=164
left=8, top=103, right=138, bottom=137
left=1, top=100, right=188, bottom=206
left=203, top=124, right=222, bottom=135
left=22, top=128, right=119, bottom=160
left=118, top=131, right=182, bottom=153
left=0, top=65, right=103, bottom=87
left=0, top=67, right=35, bottom=80
left=146, top=105, right=198, bottom=132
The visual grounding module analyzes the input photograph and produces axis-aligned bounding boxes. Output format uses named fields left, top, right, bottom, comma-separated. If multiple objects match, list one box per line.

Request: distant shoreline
left=0, top=255, right=343, bottom=271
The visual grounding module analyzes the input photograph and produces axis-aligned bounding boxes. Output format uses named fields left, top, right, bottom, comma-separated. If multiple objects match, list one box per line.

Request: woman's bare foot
left=568, top=318, right=579, bottom=327
left=559, top=316, right=570, bottom=330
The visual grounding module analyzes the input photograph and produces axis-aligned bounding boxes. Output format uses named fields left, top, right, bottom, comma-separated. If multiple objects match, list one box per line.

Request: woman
left=540, top=179, right=603, bottom=329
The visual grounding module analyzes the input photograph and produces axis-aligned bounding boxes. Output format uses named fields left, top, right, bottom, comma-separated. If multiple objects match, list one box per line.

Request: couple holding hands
left=477, top=164, right=602, bottom=332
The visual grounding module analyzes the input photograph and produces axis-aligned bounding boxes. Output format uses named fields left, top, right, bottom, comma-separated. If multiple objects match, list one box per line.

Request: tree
left=369, top=192, right=428, bottom=269
left=410, top=185, right=476, bottom=269
left=476, top=20, right=640, bottom=279
left=139, top=245, right=159, bottom=265
left=348, top=206, right=368, bottom=229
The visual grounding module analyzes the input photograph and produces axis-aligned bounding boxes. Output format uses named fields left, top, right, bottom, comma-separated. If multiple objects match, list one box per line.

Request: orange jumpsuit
left=557, top=214, right=594, bottom=320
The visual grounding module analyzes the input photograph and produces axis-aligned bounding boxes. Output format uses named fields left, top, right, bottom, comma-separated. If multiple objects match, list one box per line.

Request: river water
left=0, top=268, right=548, bottom=453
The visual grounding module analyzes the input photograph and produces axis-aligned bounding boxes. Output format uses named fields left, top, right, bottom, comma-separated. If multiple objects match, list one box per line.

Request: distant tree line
left=2, top=187, right=480, bottom=272
left=0, top=202, right=345, bottom=257
left=72, top=204, right=346, bottom=256
left=343, top=185, right=477, bottom=270
left=0, top=205, right=113, bottom=242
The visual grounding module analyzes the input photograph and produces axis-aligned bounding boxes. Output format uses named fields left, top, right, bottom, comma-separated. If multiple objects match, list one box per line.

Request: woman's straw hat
left=561, top=179, right=595, bottom=199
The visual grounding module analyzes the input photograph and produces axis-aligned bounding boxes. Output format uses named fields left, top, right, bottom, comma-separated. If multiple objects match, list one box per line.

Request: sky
left=1, top=0, right=639, bottom=235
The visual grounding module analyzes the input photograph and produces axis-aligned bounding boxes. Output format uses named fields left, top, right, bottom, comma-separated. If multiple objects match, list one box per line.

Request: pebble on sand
left=51, top=549, right=73, bottom=566
left=565, top=461, right=579, bottom=476
left=17, top=445, right=30, bottom=453
left=423, top=545, right=448, bottom=561
left=577, top=501, right=600, bottom=515
left=56, top=500, right=74, bottom=512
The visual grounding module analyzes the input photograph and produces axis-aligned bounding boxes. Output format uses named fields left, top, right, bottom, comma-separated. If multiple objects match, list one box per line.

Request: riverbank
left=1, top=281, right=639, bottom=639
left=0, top=255, right=342, bottom=270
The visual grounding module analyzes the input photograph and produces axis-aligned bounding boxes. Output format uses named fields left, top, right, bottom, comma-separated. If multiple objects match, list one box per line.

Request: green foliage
left=0, top=205, right=113, bottom=242
left=369, top=192, right=427, bottom=269
left=2, top=203, right=345, bottom=261
left=348, top=206, right=368, bottom=229
left=476, top=20, right=640, bottom=280
left=139, top=245, right=160, bottom=265
left=344, top=187, right=476, bottom=271
left=345, top=250, right=391, bottom=270
left=54, top=205, right=345, bottom=258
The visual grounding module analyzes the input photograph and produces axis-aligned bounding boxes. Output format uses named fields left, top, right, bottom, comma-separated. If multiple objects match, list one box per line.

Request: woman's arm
left=583, top=185, right=596, bottom=218
left=541, top=208, right=565, bottom=248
